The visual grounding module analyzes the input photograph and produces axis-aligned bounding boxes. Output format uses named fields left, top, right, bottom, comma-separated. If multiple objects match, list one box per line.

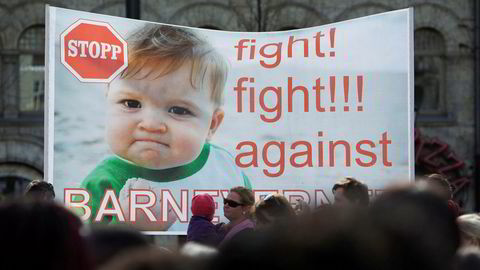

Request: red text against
left=231, top=28, right=394, bottom=176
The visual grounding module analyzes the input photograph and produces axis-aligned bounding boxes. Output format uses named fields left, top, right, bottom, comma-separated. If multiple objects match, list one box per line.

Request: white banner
left=46, top=6, right=414, bottom=234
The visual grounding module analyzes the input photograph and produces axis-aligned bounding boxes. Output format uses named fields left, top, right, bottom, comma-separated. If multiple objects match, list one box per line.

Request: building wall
left=0, top=0, right=475, bottom=200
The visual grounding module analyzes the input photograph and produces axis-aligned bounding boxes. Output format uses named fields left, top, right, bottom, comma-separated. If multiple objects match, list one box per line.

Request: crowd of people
left=2, top=175, right=480, bottom=270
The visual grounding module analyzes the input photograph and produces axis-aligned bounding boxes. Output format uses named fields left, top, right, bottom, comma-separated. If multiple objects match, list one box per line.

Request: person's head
left=332, top=177, right=369, bottom=206
left=223, top=186, right=254, bottom=222
left=418, top=173, right=453, bottom=200
left=255, top=193, right=295, bottom=230
left=213, top=205, right=391, bottom=270
left=455, top=246, right=480, bottom=270
left=0, top=199, right=92, bottom=270
left=84, top=225, right=150, bottom=268
left=98, top=246, right=187, bottom=270
left=457, top=213, right=480, bottom=247
left=370, top=187, right=460, bottom=270
left=106, top=25, right=228, bottom=169
left=191, top=193, right=215, bottom=221
left=24, top=179, right=55, bottom=201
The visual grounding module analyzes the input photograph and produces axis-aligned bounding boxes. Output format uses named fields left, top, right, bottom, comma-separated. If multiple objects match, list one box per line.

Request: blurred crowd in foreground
left=1, top=175, right=480, bottom=270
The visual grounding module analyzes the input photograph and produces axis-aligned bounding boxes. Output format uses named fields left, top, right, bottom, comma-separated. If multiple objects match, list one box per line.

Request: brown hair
left=121, top=25, right=228, bottom=106
left=422, top=173, right=453, bottom=200
left=332, top=177, right=369, bottom=206
left=255, top=193, right=295, bottom=225
left=230, top=186, right=255, bottom=206
left=25, top=179, right=55, bottom=200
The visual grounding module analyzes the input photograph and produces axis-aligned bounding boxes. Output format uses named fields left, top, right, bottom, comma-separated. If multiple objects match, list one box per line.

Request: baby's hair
left=121, top=24, right=228, bottom=106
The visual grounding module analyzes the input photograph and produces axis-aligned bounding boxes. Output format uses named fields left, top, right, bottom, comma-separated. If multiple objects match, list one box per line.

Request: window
left=414, top=28, right=447, bottom=119
left=18, top=25, right=45, bottom=113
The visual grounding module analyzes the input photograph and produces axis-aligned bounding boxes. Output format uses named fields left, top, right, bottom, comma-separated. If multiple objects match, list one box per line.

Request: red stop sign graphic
left=61, top=20, right=128, bottom=83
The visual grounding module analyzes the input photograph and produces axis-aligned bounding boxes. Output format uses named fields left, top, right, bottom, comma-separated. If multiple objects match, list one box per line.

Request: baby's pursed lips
left=134, top=138, right=168, bottom=146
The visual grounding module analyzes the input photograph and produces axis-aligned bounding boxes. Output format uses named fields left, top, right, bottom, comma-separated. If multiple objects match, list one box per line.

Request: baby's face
left=106, top=62, right=222, bottom=169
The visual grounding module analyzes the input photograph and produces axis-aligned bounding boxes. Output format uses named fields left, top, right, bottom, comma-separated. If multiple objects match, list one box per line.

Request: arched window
left=414, top=28, right=446, bottom=117
left=18, top=25, right=45, bottom=113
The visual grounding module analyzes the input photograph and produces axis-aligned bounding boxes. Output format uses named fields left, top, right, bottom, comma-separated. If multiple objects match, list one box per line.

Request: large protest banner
left=45, top=6, right=414, bottom=234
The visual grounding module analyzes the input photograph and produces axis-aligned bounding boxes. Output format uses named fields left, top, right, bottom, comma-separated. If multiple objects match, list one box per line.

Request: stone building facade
left=0, top=0, right=477, bottom=205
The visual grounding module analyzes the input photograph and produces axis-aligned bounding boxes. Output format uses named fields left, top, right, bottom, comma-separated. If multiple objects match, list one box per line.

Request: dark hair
left=213, top=205, right=390, bottom=270
left=455, top=247, right=480, bottom=270
left=255, top=194, right=295, bottom=226
left=84, top=225, right=150, bottom=268
left=99, top=246, right=186, bottom=270
left=370, top=188, right=460, bottom=270
left=0, top=199, right=92, bottom=270
left=24, top=179, right=55, bottom=200
left=332, top=177, right=369, bottom=205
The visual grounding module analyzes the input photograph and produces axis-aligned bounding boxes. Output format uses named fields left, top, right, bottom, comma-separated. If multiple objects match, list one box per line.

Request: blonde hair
left=121, top=25, right=228, bottom=106
left=458, top=214, right=480, bottom=245
left=230, top=186, right=255, bottom=217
